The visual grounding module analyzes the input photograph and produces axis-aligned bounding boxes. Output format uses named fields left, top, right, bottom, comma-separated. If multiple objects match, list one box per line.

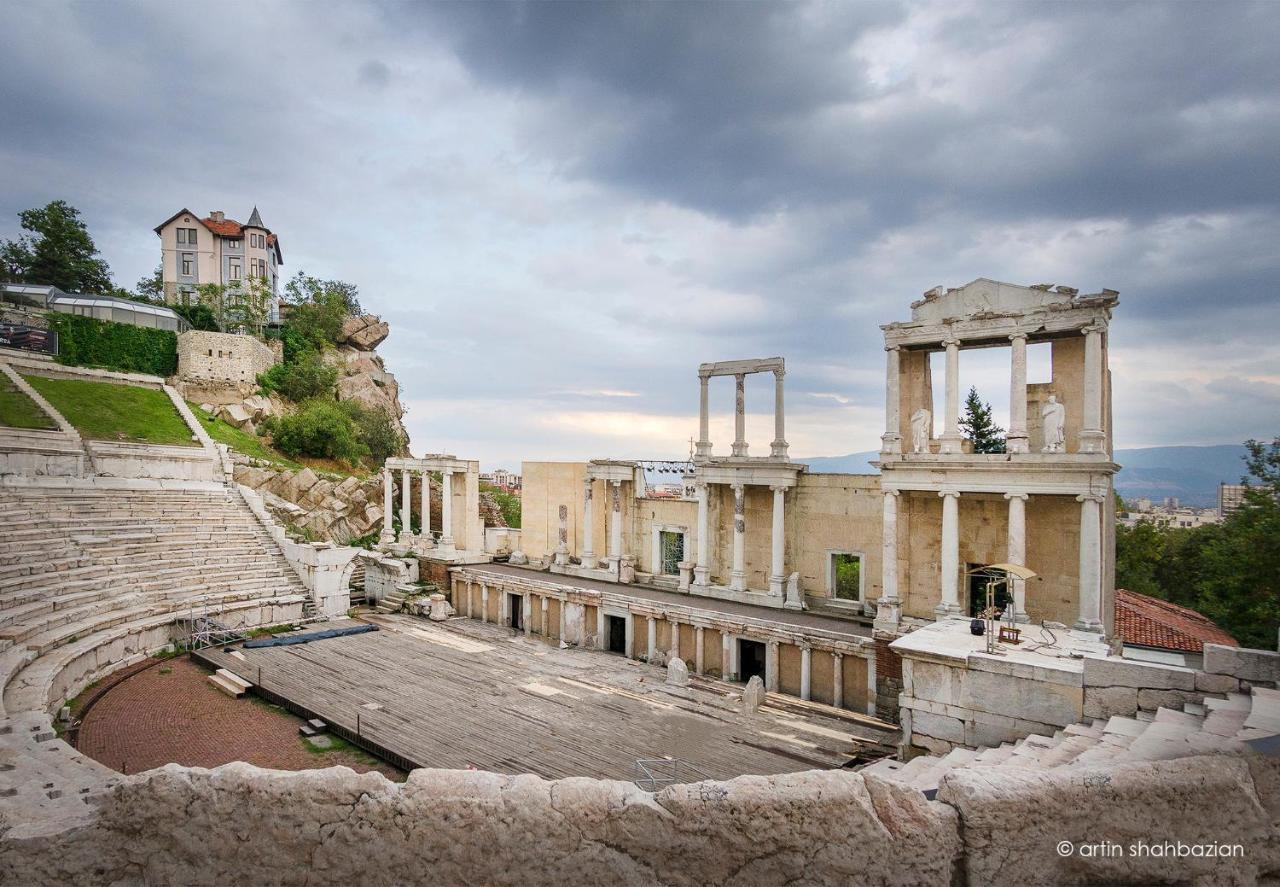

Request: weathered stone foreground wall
left=2, top=754, right=1276, bottom=886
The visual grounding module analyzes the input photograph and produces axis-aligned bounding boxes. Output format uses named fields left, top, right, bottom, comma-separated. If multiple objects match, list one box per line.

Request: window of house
left=829, top=552, right=863, bottom=602
left=229, top=260, right=241, bottom=281
left=181, top=254, right=194, bottom=276
left=227, top=238, right=240, bottom=250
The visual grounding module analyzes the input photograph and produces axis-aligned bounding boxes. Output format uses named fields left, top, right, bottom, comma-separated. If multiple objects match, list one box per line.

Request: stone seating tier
left=862, top=686, right=1279, bottom=794
left=0, top=486, right=310, bottom=719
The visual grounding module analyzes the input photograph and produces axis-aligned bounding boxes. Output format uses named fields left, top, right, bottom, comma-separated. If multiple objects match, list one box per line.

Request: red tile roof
left=201, top=216, right=245, bottom=237
left=1115, top=588, right=1238, bottom=654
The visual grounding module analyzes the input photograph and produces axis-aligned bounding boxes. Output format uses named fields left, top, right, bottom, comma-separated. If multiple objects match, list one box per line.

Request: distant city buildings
left=480, top=469, right=522, bottom=492
left=1118, top=499, right=1222, bottom=530
left=153, top=207, right=283, bottom=322
left=1218, top=483, right=1249, bottom=516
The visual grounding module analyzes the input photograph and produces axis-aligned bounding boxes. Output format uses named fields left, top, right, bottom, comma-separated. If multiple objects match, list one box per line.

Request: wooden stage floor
left=196, top=614, right=898, bottom=782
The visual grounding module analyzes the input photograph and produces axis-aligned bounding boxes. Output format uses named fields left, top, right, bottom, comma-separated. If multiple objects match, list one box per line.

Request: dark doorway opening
left=738, top=639, right=766, bottom=684
left=509, top=594, right=523, bottom=631
left=967, top=563, right=1012, bottom=618
left=606, top=615, right=627, bottom=654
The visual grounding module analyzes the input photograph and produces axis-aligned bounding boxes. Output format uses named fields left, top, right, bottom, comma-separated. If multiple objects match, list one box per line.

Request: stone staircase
left=0, top=485, right=309, bottom=718
left=375, top=586, right=410, bottom=614
left=862, top=685, right=1279, bottom=796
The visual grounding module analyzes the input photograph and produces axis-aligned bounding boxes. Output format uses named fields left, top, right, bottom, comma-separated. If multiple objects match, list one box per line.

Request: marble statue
left=910, top=408, right=932, bottom=454
left=1042, top=395, right=1066, bottom=453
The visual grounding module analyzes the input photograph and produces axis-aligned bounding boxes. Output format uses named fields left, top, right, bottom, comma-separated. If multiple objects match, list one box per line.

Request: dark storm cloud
left=1, top=0, right=1277, bottom=462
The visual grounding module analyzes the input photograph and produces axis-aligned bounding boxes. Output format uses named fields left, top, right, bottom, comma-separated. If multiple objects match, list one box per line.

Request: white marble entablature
left=585, top=459, right=639, bottom=483
left=694, top=458, right=805, bottom=489
left=385, top=454, right=474, bottom=473
left=882, top=278, right=1119, bottom=350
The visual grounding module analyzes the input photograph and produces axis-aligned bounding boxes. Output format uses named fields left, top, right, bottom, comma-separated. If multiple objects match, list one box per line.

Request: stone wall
left=177, top=330, right=278, bottom=388
left=1, top=753, right=1275, bottom=885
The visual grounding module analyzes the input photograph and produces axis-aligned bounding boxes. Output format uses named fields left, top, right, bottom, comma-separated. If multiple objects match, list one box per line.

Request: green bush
left=46, top=312, right=177, bottom=376
left=340, top=401, right=405, bottom=464
left=265, top=399, right=365, bottom=463
left=258, top=353, right=338, bottom=402
left=172, top=302, right=220, bottom=331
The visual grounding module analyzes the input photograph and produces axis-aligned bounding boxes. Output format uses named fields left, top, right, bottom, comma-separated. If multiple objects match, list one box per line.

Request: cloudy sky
left=3, top=1, right=1277, bottom=468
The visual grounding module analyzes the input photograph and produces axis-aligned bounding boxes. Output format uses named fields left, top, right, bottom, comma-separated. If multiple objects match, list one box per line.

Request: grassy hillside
left=0, top=376, right=56, bottom=430
left=23, top=375, right=197, bottom=446
left=188, top=403, right=304, bottom=470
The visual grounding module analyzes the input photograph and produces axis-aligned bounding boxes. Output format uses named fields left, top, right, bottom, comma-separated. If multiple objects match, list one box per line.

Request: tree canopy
left=959, top=386, right=1006, bottom=453
left=1, top=200, right=115, bottom=293
left=1115, top=436, right=1280, bottom=649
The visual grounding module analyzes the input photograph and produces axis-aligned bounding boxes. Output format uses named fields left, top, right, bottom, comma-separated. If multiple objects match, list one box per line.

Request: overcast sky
left=3, top=1, right=1277, bottom=469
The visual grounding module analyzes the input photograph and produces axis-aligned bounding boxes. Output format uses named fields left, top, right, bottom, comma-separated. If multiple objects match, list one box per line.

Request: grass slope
left=188, top=402, right=303, bottom=470
left=23, top=375, right=197, bottom=446
left=0, top=375, right=56, bottom=429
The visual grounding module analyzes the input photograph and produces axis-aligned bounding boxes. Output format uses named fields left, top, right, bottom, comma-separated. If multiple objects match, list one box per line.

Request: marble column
left=480, top=584, right=489, bottom=624
left=696, top=373, right=712, bottom=459
left=1081, top=324, right=1106, bottom=453
left=380, top=468, right=394, bottom=544
left=439, top=469, right=455, bottom=553
left=596, top=607, right=606, bottom=651
left=940, top=337, right=962, bottom=454
left=669, top=617, right=680, bottom=661
left=875, top=490, right=901, bottom=631
left=722, top=632, right=734, bottom=680
left=694, top=482, right=710, bottom=586
left=882, top=345, right=902, bottom=454
left=936, top=489, right=962, bottom=617
left=731, top=373, right=748, bottom=457
left=866, top=653, right=877, bottom=717
left=398, top=469, right=412, bottom=542
left=1076, top=492, right=1104, bottom=631
left=607, top=480, right=622, bottom=568
left=1007, top=333, right=1029, bottom=453
left=523, top=595, right=532, bottom=637
left=541, top=595, right=549, bottom=636
left=420, top=471, right=431, bottom=541
left=647, top=617, right=657, bottom=661
left=770, top=368, right=788, bottom=458
left=464, top=580, right=473, bottom=618
left=1005, top=492, right=1030, bottom=622
left=730, top=484, right=746, bottom=592
left=768, top=485, right=786, bottom=598
left=694, top=626, right=705, bottom=674
left=800, top=646, right=812, bottom=701
left=581, top=477, right=596, bottom=569
left=765, top=641, right=779, bottom=691
left=625, top=613, right=635, bottom=658
left=559, top=599, right=567, bottom=641
left=832, top=653, right=844, bottom=709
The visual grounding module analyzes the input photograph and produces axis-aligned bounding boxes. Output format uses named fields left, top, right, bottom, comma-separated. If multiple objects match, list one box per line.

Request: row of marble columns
left=579, top=477, right=624, bottom=570
left=382, top=467, right=454, bottom=551
left=882, top=325, right=1106, bottom=454
left=690, top=482, right=787, bottom=596
left=878, top=488, right=1105, bottom=631
left=696, top=369, right=788, bottom=460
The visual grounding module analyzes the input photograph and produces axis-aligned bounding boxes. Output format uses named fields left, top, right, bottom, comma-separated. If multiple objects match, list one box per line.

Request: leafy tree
left=283, top=271, right=361, bottom=351
left=257, top=353, right=339, bottom=402
left=1114, top=522, right=1168, bottom=599
left=0, top=200, right=114, bottom=293
left=172, top=301, right=220, bottom=331
left=135, top=265, right=164, bottom=302
left=481, top=482, right=522, bottom=528
left=959, top=386, right=1006, bottom=453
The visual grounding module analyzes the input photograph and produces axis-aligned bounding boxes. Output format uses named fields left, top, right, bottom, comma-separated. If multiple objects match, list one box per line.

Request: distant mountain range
left=800, top=445, right=1249, bottom=508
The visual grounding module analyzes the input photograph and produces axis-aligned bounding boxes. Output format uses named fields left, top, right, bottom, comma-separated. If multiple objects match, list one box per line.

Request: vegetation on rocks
left=24, top=375, right=196, bottom=446
left=257, top=353, right=339, bottom=402
left=1116, top=436, right=1280, bottom=649
left=481, top=482, right=522, bottom=528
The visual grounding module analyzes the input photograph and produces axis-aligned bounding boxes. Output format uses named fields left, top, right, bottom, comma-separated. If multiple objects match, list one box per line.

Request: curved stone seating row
left=0, top=485, right=310, bottom=720
left=862, top=686, right=1279, bottom=794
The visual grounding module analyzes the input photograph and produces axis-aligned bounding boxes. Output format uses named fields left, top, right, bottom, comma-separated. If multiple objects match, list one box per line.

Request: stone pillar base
left=677, top=561, right=693, bottom=592
left=1006, top=434, right=1029, bottom=454
left=1074, top=617, right=1104, bottom=633
left=553, top=549, right=570, bottom=566
left=768, top=575, right=784, bottom=598
left=769, top=440, right=788, bottom=458
left=938, top=434, right=963, bottom=454
left=934, top=602, right=963, bottom=619
left=692, top=565, right=709, bottom=587
left=1079, top=430, right=1107, bottom=453
left=880, top=432, right=902, bottom=454
left=729, top=572, right=746, bottom=592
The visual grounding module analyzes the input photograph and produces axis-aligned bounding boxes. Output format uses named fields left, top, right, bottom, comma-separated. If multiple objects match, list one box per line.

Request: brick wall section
left=177, top=330, right=278, bottom=386
left=419, top=559, right=451, bottom=590
left=874, top=633, right=903, bottom=723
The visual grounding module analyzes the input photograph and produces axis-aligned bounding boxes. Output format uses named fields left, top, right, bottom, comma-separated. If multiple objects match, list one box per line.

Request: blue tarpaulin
left=243, top=623, right=378, bottom=648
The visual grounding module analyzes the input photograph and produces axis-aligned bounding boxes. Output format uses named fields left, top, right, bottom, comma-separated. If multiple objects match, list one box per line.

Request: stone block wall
left=177, top=330, right=277, bottom=387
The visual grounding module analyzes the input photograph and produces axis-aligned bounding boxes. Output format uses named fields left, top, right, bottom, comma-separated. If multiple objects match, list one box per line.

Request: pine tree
left=959, top=386, right=1006, bottom=453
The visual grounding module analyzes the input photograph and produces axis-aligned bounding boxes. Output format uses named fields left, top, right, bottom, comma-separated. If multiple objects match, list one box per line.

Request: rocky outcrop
left=232, top=457, right=383, bottom=544
left=337, top=314, right=390, bottom=351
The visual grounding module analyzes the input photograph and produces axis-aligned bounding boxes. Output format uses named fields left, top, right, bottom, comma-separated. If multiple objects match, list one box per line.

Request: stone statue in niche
left=910, top=408, right=932, bottom=453
left=1042, top=395, right=1066, bottom=453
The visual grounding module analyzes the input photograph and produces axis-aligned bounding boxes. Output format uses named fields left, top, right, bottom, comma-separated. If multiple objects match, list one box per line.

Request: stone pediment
left=909, top=279, right=1080, bottom=324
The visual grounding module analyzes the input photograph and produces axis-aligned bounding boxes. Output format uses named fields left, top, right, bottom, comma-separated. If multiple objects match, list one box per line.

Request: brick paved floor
left=76, top=656, right=404, bottom=780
